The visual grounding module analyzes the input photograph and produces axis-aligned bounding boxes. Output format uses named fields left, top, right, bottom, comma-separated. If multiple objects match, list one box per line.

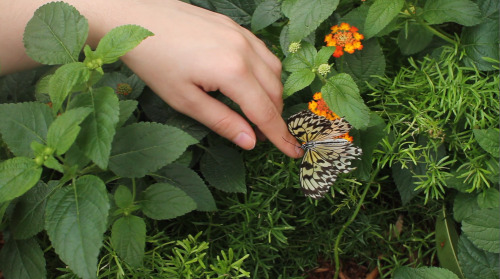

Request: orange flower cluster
left=324, top=23, right=364, bottom=58
left=308, top=92, right=353, bottom=142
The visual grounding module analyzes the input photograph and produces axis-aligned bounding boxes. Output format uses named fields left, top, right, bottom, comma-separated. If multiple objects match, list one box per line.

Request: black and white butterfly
left=287, top=110, right=362, bottom=199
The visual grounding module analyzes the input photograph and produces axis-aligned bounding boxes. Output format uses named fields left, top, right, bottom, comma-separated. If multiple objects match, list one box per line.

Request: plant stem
left=419, top=22, right=456, bottom=45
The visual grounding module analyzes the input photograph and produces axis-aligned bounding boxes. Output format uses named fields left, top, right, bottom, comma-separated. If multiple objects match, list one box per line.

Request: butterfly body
left=287, top=110, right=362, bottom=199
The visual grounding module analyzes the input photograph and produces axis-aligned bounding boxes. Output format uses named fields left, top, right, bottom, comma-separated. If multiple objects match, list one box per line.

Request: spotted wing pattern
left=287, top=110, right=362, bottom=199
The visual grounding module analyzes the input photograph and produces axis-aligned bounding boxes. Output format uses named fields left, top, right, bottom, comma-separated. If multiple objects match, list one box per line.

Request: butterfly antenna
left=282, top=136, right=303, bottom=157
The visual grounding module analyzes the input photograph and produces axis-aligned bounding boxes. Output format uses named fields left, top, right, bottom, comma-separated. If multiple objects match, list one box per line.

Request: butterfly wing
left=287, top=110, right=351, bottom=142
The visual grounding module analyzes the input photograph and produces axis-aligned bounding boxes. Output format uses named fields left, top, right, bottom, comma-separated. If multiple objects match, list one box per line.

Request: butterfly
left=287, top=110, right=362, bottom=199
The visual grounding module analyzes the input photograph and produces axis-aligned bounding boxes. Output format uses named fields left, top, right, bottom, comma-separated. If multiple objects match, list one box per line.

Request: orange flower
left=308, top=92, right=353, bottom=142
left=324, top=23, right=364, bottom=58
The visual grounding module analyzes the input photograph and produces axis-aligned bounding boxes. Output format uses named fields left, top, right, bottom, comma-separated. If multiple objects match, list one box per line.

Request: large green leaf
left=47, top=107, right=93, bottom=155
left=393, top=266, right=459, bottom=279
left=283, top=68, right=316, bottom=98
left=200, top=145, right=246, bottom=193
left=477, top=188, right=500, bottom=209
left=0, top=157, right=42, bottom=204
left=210, top=0, right=256, bottom=25
left=0, top=236, right=46, bottom=279
left=23, top=1, right=88, bottom=64
left=156, top=163, right=217, bottom=211
left=435, top=207, right=464, bottom=278
left=285, top=0, right=339, bottom=42
left=339, top=39, right=386, bottom=92
left=321, top=73, right=370, bottom=130
left=473, top=128, right=499, bottom=158
left=461, top=207, right=500, bottom=253
left=111, top=215, right=146, bottom=267
left=458, top=234, right=500, bottom=279
left=0, top=102, right=53, bottom=157
left=45, top=175, right=110, bottom=279
left=117, top=100, right=138, bottom=128
left=453, top=192, right=480, bottom=222
left=0, top=70, right=37, bottom=103
left=140, top=183, right=196, bottom=220
left=70, top=87, right=120, bottom=169
left=364, top=0, right=404, bottom=38
left=48, top=62, right=90, bottom=113
left=109, top=123, right=198, bottom=178
left=397, top=23, right=434, bottom=55
left=10, top=181, right=52, bottom=239
left=354, top=112, right=386, bottom=181
left=423, top=0, right=482, bottom=26
left=251, top=0, right=282, bottom=32
left=95, top=25, right=154, bottom=64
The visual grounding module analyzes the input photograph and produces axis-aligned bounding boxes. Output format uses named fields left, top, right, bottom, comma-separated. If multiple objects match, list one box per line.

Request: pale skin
left=0, top=0, right=303, bottom=158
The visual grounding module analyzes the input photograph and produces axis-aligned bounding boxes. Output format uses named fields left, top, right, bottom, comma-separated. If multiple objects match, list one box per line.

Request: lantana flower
left=324, top=22, right=364, bottom=58
left=308, top=92, right=353, bottom=142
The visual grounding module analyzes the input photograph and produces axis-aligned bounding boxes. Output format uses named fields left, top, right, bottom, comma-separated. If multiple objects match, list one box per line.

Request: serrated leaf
left=70, top=87, right=120, bottom=169
left=0, top=157, right=42, bottom=204
left=283, top=69, right=315, bottom=98
left=282, top=41, right=317, bottom=71
left=48, top=62, right=90, bottom=113
left=0, top=236, right=46, bottom=279
left=423, top=0, right=482, bottom=26
left=200, top=145, right=246, bottom=193
left=109, top=122, right=198, bottom=178
left=117, top=100, right=138, bottom=128
left=251, top=0, right=282, bottom=32
left=286, top=0, right=339, bottom=42
left=477, top=188, right=500, bottom=209
left=114, top=185, right=134, bottom=209
left=397, top=23, right=434, bottom=55
left=0, top=70, right=37, bottom=103
left=141, top=182, right=196, bottom=220
left=45, top=175, right=110, bottom=279
left=393, top=266, right=460, bottom=279
left=47, top=107, right=93, bottom=155
left=0, top=102, right=53, bottom=157
left=314, top=46, right=335, bottom=66
left=462, top=207, right=500, bottom=253
left=462, top=17, right=499, bottom=71
left=111, top=215, right=146, bottom=267
left=156, top=163, right=216, bottom=211
left=23, top=1, right=88, bottom=64
left=458, top=234, right=500, bottom=279
left=364, top=0, right=404, bottom=39
left=321, top=73, right=370, bottom=129
left=211, top=0, right=256, bottom=25
left=10, top=181, right=51, bottom=239
left=435, top=207, right=464, bottom=278
left=339, top=39, right=386, bottom=92
left=165, top=113, right=211, bottom=141
left=95, top=25, right=154, bottom=64
left=473, top=128, right=499, bottom=158
left=453, top=192, right=480, bottom=222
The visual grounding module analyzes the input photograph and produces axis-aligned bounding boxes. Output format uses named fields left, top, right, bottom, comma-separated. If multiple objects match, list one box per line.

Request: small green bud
left=288, top=42, right=301, bottom=53
left=43, top=146, right=55, bottom=156
left=317, top=63, right=331, bottom=76
left=34, top=156, right=44, bottom=166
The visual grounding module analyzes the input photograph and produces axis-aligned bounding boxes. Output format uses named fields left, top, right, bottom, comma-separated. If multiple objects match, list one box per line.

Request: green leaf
left=114, top=185, right=134, bottom=209
left=321, top=73, right=370, bottom=129
left=285, top=0, right=339, bottom=42
left=117, top=100, right=138, bottom=128
left=458, top=234, right=500, bottom=279
left=354, top=112, right=386, bottom=181
left=45, top=175, right=110, bottom=279
left=364, top=0, right=404, bottom=39
left=70, top=87, right=120, bottom=169
left=0, top=71, right=37, bottom=103
left=393, top=266, right=460, bottom=279
left=462, top=207, right=500, bottom=253
left=251, top=0, right=282, bottom=32
left=10, top=181, right=52, bottom=239
left=165, top=113, right=211, bottom=141
left=453, top=192, right=480, bottom=222
left=477, top=188, right=500, bottom=209
left=339, top=39, right=386, bottom=92
left=47, top=107, right=93, bottom=155
left=0, top=102, right=53, bottom=157
left=211, top=0, right=256, bottom=25
left=141, top=182, right=196, bottom=220
left=156, top=163, right=217, bottom=211
left=109, top=122, right=198, bottom=178
left=0, top=157, right=42, bottom=204
left=0, top=236, right=46, bottom=279
left=314, top=46, right=335, bottom=66
left=397, top=23, right=434, bottom=55
left=423, top=0, right=482, bottom=26
left=95, top=25, right=154, bottom=64
left=283, top=68, right=315, bottom=98
left=23, top=1, right=88, bottom=64
left=111, top=215, right=146, bottom=267
left=473, top=128, right=499, bottom=158
left=48, top=62, right=90, bottom=113
left=435, top=207, right=464, bottom=278
left=200, top=145, right=246, bottom=193
left=282, top=41, right=317, bottom=71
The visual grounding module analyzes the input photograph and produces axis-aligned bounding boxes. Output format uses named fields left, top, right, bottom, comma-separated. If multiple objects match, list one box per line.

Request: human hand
left=97, top=0, right=302, bottom=158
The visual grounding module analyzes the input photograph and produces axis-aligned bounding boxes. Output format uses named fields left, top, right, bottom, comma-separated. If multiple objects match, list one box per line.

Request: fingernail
left=234, top=132, right=255, bottom=150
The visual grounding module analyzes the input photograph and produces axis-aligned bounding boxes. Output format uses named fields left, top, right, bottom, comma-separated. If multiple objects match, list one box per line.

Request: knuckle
left=210, top=114, right=234, bottom=136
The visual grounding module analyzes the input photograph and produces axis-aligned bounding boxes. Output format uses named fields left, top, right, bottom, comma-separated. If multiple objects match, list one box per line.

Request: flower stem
left=419, top=21, right=456, bottom=45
